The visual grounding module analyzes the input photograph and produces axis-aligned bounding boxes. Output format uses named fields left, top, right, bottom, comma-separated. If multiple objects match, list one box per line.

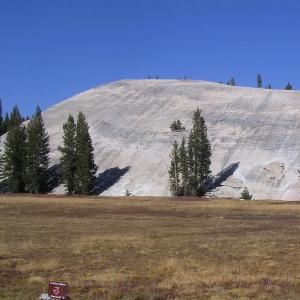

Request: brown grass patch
left=0, top=195, right=300, bottom=299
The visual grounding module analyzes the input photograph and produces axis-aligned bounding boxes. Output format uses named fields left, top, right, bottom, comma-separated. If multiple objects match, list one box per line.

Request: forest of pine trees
left=0, top=103, right=97, bottom=195
left=169, top=108, right=211, bottom=197
left=0, top=100, right=30, bottom=136
left=1, top=106, right=49, bottom=193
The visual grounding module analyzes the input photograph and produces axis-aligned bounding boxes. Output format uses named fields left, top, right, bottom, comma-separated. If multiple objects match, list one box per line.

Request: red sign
left=48, top=281, right=68, bottom=299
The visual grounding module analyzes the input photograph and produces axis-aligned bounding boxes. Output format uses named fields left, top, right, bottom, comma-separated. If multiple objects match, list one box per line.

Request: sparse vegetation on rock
left=241, top=187, right=252, bottom=200
left=257, top=74, right=263, bottom=88
left=285, top=82, right=293, bottom=90
left=170, top=119, right=185, bottom=131
left=227, top=77, right=235, bottom=86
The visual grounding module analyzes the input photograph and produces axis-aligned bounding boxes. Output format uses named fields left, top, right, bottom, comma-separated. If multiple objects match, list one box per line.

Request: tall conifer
left=256, top=74, right=263, bottom=88
left=179, top=137, right=189, bottom=196
left=74, top=112, right=97, bottom=195
left=285, top=82, right=293, bottom=90
left=169, top=140, right=180, bottom=196
left=3, top=106, right=26, bottom=192
left=25, top=106, right=50, bottom=193
left=58, top=114, right=77, bottom=194
left=3, top=112, right=9, bottom=134
left=0, top=99, right=3, bottom=135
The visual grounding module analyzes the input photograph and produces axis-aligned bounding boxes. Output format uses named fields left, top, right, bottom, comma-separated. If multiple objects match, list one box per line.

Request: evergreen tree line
left=256, top=74, right=293, bottom=90
left=0, top=106, right=97, bottom=195
left=0, top=106, right=49, bottom=193
left=0, top=100, right=30, bottom=136
left=224, top=74, right=293, bottom=90
left=169, top=108, right=211, bottom=197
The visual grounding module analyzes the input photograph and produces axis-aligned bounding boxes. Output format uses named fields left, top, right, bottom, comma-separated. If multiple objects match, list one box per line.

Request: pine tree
left=25, top=106, right=50, bottom=193
left=9, top=105, right=23, bottom=128
left=74, top=112, right=97, bottom=195
left=241, top=187, right=252, bottom=200
left=58, top=114, right=77, bottom=194
left=3, top=112, right=9, bottom=134
left=0, top=99, right=3, bottom=136
left=170, top=120, right=185, bottom=131
left=256, top=74, right=262, bottom=88
left=187, top=132, right=196, bottom=195
left=285, top=82, right=293, bottom=90
left=176, top=120, right=185, bottom=130
left=0, top=149, right=5, bottom=180
left=187, top=108, right=211, bottom=196
left=170, top=120, right=177, bottom=131
left=3, top=106, right=26, bottom=192
left=169, top=140, right=180, bottom=196
left=230, top=77, right=235, bottom=86
left=168, top=109, right=211, bottom=197
left=179, top=137, right=188, bottom=196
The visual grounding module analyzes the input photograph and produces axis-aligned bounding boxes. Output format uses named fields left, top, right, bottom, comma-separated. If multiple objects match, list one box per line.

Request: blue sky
left=0, top=0, right=300, bottom=115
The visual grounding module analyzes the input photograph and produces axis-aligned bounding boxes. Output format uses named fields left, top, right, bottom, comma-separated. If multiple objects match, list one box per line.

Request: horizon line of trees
left=0, top=99, right=30, bottom=136
left=0, top=105, right=50, bottom=193
left=0, top=106, right=97, bottom=195
left=224, top=74, right=293, bottom=90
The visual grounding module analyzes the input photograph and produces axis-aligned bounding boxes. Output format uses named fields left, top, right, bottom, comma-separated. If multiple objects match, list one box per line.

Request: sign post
left=48, top=281, right=68, bottom=299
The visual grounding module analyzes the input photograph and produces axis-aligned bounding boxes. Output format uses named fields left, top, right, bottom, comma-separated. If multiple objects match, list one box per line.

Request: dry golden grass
left=1, top=195, right=300, bottom=299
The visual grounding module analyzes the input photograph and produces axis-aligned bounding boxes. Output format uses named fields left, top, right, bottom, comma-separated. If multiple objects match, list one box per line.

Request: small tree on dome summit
left=230, top=77, right=235, bottom=86
left=285, top=82, right=293, bottom=90
left=256, top=74, right=263, bottom=88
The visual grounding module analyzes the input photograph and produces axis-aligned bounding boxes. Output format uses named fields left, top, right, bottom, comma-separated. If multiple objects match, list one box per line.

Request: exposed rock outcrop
left=10, top=79, right=300, bottom=200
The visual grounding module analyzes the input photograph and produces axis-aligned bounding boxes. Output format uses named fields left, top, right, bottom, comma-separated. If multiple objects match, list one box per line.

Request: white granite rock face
left=40, top=79, right=300, bottom=200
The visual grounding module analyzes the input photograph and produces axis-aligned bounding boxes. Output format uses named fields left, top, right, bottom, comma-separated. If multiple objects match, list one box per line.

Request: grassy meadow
left=1, top=195, right=300, bottom=299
